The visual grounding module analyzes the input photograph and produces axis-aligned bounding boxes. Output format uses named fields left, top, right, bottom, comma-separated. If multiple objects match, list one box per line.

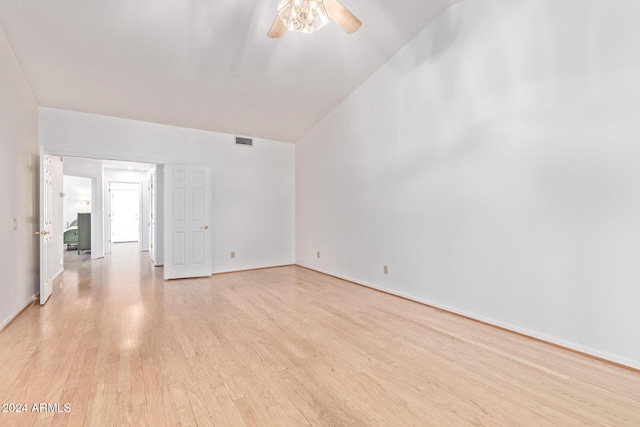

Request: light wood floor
left=1, top=244, right=639, bottom=426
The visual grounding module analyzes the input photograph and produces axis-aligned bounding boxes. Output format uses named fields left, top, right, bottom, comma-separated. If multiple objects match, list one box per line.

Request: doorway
left=41, top=154, right=166, bottom=306
left=61, top=156, right=162, bottom=260
left=110, top=182, right=141, bottom=244
left=62, top=175, right=93, bottom=263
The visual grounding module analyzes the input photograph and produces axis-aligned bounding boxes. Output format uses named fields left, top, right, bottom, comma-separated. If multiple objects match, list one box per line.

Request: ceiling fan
left=268, top=0, right=362, bottom=38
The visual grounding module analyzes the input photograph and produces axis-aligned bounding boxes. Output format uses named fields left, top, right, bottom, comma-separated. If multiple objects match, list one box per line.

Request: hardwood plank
left=0, top=243, right=638, bottom=426
left=172, top=385, right=198, bottom=426
left=184, top=379, right=215, bottom=427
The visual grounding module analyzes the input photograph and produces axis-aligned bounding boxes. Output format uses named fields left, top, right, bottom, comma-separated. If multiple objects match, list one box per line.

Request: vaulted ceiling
left=0, top=0, right=461, bottom=142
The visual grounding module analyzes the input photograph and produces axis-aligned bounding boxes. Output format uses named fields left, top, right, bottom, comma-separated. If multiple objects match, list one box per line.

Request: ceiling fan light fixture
left=277, top=0, right=330, bottom=33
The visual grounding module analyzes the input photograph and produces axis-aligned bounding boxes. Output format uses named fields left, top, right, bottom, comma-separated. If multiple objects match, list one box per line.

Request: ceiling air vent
left=235, top=137, right=253, bottom=147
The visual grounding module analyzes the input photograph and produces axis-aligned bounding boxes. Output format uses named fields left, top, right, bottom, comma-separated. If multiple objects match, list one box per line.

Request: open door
left=164, top=164, right=210, bottom=279
left=106, top=182, right=111, bottom=254
left=38, top=146, right=54, bottom=304
left=148, top=168, right=157, bottom=264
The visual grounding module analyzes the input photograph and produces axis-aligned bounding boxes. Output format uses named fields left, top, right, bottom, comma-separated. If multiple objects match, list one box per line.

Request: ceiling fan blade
left=267, top=16, right=287, bottom=38
left=324, top=0, right=362, bottom=34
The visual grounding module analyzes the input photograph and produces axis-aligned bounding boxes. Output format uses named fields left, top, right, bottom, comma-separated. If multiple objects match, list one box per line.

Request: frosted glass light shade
left=277, top=0, right=330, bottom=33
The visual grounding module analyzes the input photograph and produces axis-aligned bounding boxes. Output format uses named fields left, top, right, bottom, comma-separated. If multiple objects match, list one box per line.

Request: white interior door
left=38, top=146, right=54, bottom=305
left=148, top=169, right=157, bottom=264
left=164, top=165, right=210, bottom=279
left=111, top=183, right=140, bottom=243
left=105, top=182, right=111, bottom=254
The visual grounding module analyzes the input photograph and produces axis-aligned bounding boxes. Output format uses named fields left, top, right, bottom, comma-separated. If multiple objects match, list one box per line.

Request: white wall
left=296, top=0, right=640, bottom=369
left=40, top=108, right=295, bottom=273
left=0, top=24, right=39, bottom=329
left=104, top=168, right=151, bottom=251
left=62, top=157, right=105, bottom=259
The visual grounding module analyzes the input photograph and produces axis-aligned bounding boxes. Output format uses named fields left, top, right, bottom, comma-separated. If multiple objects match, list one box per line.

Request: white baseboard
left=0, top=293, right=38, bottom=332
left=52, top=267, right=64, bottom=282
left=296, top=263, right=640, bottom=371
left=212, top=263, right=295, bottom=275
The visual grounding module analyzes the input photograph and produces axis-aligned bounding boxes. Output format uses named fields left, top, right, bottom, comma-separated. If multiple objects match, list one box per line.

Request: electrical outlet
left=383, top=265, right=389, bottom=275
left=12, top=218, right=17, bottom=231
left=317, top=251, right=320, bottom=259
left=230, top=251, right=235, bottom=259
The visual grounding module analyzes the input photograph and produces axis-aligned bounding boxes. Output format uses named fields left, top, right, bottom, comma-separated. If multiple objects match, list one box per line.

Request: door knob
left=35, top=231, right=50, bottom=236
left=201, top=225, right=209, bottom=230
